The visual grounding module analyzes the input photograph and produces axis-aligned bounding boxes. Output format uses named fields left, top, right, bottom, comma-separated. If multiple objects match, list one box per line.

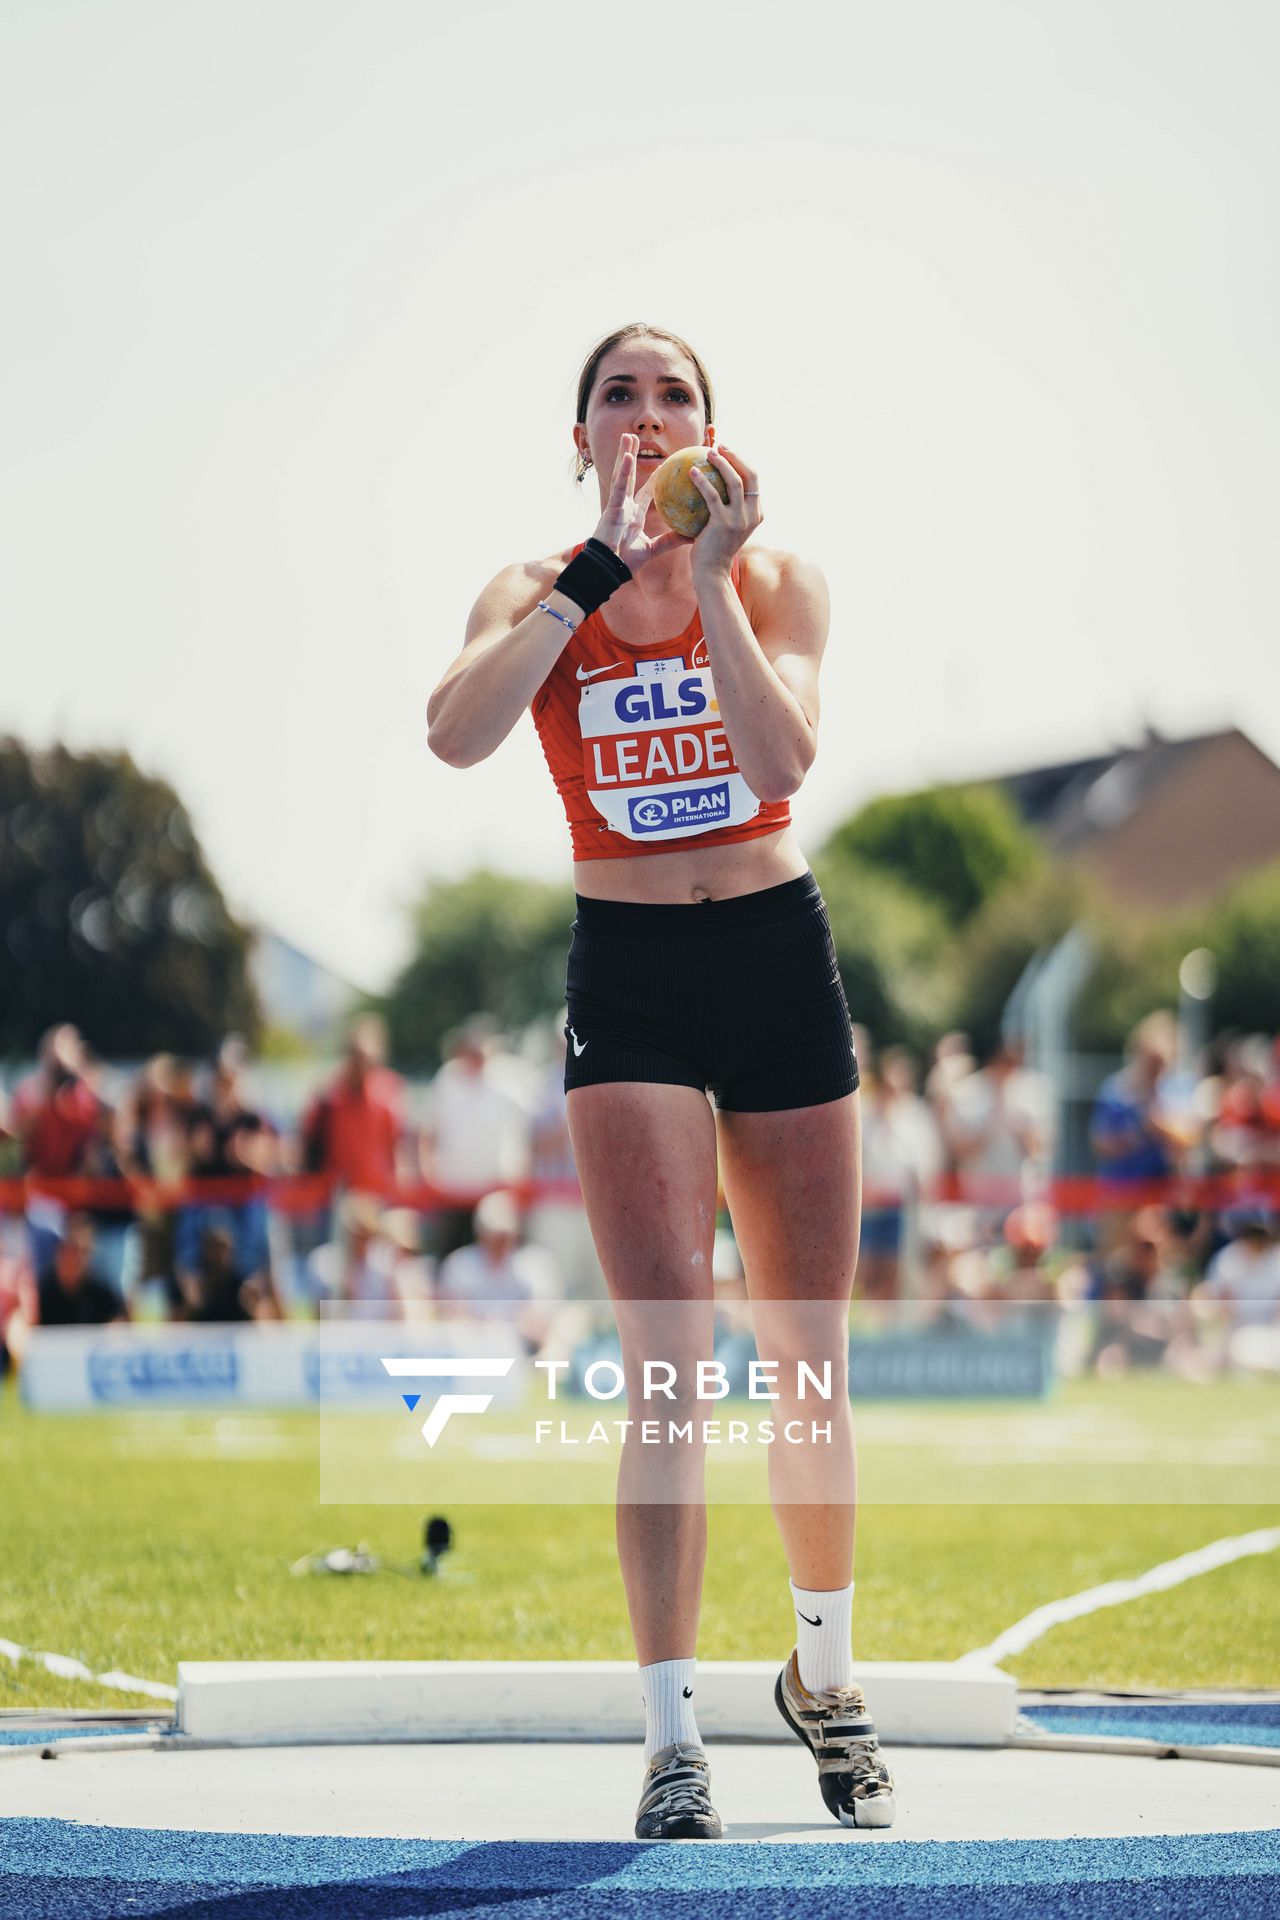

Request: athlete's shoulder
left=508, top=546, right=580, bottom=602
left=739, top=545, right=829, bottom=632
left=464, top=553, right=568, bottom=644
left=739, top=543, right=827, bottom=590
left=532, top=543, right=583, bottom=581
left=505, top=551, right=574, bottom=598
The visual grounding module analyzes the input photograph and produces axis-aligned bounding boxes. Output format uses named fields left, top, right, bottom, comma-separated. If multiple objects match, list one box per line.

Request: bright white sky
left=3, top=0, right=1277, bottom=992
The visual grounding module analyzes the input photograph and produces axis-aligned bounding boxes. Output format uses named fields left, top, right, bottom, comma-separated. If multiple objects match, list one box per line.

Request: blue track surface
left=0, top=1725, right=156, bottom=1747
left=1022, top=1703, right=1280, bottom=1750
left=4, top=1711, right=1278, bottom=1914
left=2, top=1822, right=1279, bottom=1919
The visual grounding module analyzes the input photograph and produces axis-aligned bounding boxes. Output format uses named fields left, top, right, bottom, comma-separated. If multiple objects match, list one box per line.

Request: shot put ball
left=651, top=446, right=730, bottom=537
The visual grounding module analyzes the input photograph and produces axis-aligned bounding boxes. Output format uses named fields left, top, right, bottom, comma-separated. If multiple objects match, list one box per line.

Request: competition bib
left=578, top=655, right=762, bottom=841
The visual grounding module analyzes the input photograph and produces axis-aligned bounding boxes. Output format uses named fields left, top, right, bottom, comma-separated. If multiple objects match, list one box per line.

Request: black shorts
left=563, top=870, right=859, bottom=1113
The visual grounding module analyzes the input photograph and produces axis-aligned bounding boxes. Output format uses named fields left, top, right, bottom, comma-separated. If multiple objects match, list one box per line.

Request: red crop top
left=529, top=545, right=792, bottom=861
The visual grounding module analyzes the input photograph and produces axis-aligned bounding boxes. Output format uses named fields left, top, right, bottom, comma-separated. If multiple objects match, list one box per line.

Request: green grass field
left=2, top=1371, right=1277, bottom=1712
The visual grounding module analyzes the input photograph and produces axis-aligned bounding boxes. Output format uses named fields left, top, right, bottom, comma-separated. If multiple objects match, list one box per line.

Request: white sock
left=639, top=1656, right=701, bottom=1763
left=790, top=1577, right=855, bottom=1694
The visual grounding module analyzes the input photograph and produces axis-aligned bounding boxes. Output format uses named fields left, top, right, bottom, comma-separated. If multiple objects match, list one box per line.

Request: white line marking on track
left=0, top=1637, right=177, bottom=1701
left=957, top=1525, right=1280, bottom=1666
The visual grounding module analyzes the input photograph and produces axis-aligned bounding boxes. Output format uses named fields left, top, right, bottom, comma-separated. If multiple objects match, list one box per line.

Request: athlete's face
left=575, top=340, right=712, bottom=508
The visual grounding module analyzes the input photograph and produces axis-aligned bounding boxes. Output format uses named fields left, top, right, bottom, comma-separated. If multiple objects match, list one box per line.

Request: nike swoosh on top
left=576, top=661, right=625, bottom=680
left=798, top=1610, right=823, bottom=1626
left=682, top=1686, right=693, bottom=1698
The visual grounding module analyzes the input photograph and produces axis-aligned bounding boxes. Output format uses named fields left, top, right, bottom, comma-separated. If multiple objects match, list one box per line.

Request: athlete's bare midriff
left=534, top=541, right=812, bottom=903
left=572, top=826, right=811, bottom=904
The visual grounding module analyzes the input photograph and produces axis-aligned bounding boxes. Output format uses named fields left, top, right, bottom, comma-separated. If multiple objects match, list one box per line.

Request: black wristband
left=553, top=537, right=633, bottom=620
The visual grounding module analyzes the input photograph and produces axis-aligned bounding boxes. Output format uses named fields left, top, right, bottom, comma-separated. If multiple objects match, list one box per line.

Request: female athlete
left=427, top=323, right=895, bottom=1840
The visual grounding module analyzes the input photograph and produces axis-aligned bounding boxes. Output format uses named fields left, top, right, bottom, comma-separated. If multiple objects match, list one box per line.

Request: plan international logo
left=629, top=781, right=730, bottom=832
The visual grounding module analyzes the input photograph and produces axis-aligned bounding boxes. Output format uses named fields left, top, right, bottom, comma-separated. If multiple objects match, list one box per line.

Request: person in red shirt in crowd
left=8, top=1025, right=101, bottom=1175
left=300, top=1015, right=406, bottom=1198
left=1210, top=1035, right=1280, bottom=1172
left=6, top=1025, right=103, bottom=1278
left=294, top=1015, right=409, bottom=1308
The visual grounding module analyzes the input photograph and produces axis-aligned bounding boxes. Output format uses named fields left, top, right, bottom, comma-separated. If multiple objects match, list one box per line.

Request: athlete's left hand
left=687, top=445, right=762, bottom=575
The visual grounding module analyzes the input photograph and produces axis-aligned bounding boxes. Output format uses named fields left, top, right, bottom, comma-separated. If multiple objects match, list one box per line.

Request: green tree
left=942, top=861, right=1201, bottom=1059
left=823, top=783, right=1043, bottom=928
left=1073, top=917, right=1186, bottom=1055
left=1187, top=861, right=1280, bottom=1034
left=382, top=869, right=576, bottom=1071
left=941, top=866, right=1086, bottom=1058
left=0, top=736, right=260, bottom=1058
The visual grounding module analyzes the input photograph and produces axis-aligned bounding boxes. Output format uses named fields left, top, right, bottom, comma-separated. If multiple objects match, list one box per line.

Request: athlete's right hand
left=592, top=433, right=692, bottom=573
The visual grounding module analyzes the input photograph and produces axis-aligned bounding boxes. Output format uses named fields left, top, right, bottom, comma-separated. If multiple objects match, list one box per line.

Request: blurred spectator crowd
left=855, top=1009, right=1280, bottom=1377
left=0, top=1013, right=596, bottom=1370
left=2, top=1004, right=1278, bottom=1383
